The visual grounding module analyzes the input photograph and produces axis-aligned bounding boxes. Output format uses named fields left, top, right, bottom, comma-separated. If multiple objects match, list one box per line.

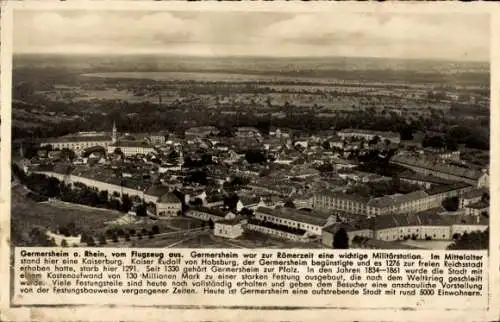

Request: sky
left=13, top=10, right=490, bottom=61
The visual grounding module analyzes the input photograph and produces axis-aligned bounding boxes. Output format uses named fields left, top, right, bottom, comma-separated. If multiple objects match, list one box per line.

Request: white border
left=1, top=1, right=499, bottom=321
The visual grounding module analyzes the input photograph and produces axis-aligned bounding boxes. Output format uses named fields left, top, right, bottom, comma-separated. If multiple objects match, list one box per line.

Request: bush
left=148, top=231, right=154, bottom=239
left=99, top=235, right=107, bottom=245
left=152, top=225, right=160, bottom=235
left=105, top=229, right=115, bottom=238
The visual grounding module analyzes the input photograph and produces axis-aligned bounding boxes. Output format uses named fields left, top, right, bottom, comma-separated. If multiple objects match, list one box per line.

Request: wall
left=246, top=224, right=303, bottom=242
left=34, top=171, right=171, bottom=215
left=214, top=223, right=244, bottom=239
left=254, top=211, right=323, bottom=235
left=451, top=224, right=488, bottom=236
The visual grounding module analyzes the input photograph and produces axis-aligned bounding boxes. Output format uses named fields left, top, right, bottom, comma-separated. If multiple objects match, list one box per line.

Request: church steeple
left=112, top=121, right=117, bottom=143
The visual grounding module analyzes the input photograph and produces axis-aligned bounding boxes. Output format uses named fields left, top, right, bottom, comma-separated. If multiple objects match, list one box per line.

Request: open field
left=11, top=185, right=123, bottom=245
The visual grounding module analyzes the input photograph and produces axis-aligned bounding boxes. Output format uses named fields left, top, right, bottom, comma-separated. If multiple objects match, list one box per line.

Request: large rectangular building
left=337, top=129, right=401, bottom=144
left=390, top=154, right=488, bottom=187
left=254, top=207, right=336, bottom=236
left=107, top=140, right=156, bottom=156
left=313, top=183, right=473, bottom=218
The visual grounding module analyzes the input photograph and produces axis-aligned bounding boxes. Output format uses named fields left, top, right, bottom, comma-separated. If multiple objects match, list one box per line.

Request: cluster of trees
left=422, top=125, right=489, bottom=151
left=245, top=150, right=268, bottom=164
left=14, top=97, right=489, bottom=154
left=57, top=221, right=80, bottom=237
left=201, top=219, right=215, bottom=230
left=13, top=165, right=143, bottom=214
left=27, top=227, right=57, bottom=247
left=82, top=225, right=161, bottom=246
left=448, top=230, right=489, bottom=250
left=184, top=170, right=209, bottom=186
left=441, top=197, right=459, bottom=212
left=183, top=154, right=213, bottom=168
left=223, top=176, right=251, bottom=192
left=333, top=228, right=349, bottom=249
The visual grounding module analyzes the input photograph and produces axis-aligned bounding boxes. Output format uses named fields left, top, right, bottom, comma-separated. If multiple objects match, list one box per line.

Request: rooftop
left=216, top=217, right=246, bottom=225
left=391, top=155, right=483, bottom=180
left=338, top=128, right=400, bottom=138
left=256, top=206, right=331, bottom=226
left=158, top=192, right=181, bottom=204
left=111, top=140, right=154, bottom=148
left=145, top=185, right=171, bottom=197
left=462, top=188, right=488, bottom=200
left=44, top=135, right=112, bottom=143
left=351, top=237, right=422, bottom=249
left=399, top=172, right=456, bottom=185
left=466, top=200, right=489, bottom=210
left=426, top=182, right=471, bottom=195
left=315, top=191, right=370, bottom=204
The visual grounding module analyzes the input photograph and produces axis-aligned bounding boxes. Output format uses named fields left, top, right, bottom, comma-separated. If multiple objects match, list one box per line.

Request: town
left=11, top=64, right=490, bottom=251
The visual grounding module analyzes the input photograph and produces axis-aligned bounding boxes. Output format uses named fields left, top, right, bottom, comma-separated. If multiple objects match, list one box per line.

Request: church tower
left=112, top=122, right=117, bottom=143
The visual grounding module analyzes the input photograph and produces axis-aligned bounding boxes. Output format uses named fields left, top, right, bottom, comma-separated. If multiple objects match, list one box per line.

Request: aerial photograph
left=10, top=10, right=490, bottom=250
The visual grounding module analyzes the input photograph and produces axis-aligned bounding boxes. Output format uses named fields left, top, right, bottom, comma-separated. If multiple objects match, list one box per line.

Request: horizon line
left=12, top=52, right=489, bottom=64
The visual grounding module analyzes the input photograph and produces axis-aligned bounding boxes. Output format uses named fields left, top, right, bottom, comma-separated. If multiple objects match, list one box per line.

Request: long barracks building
left=390, top=154, right=489, bottom=188
left=312, top=182, right=473, bottom=218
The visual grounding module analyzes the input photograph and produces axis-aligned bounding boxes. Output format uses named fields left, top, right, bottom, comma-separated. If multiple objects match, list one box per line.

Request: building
left=423, top=148, right=460, bottom=161
left=186, top=206, right=237, bottom=222
left=246, top=218, right=306, bottom=242
left=322, top=222, right=373, bottom=248
left=41, top=133, right=113, bottom=153
left=235, top=127, right=262, bottom=138
left=40, top=122, right=123, bottom=155
left=32, top=170, right=179, bottom=217
left=185, top=126, right=219, bottom=138
left=236, top=196, right=265, bottom=212
left=464, top=201, right=489, bottom=217
left=148, top=133, right=167, bottom=145
left=321, top=212, right=488, bottom=247
left=107, top=140, right=156, bottom=156
left=390, top=154, right=488, bottom=187
left=155, top=192, right=182, bottom=217
left=399, top=172, right=456, bottom=190
left=366, top=191, right=431, bottom=217
left=337, top=129, right=401, bottom=144
left=214, top=218, right=246, bottom=239
left=460, top=188, right=488, bottom=209
left=313, top=183, right=472, bottom=218
left=254, top=207, right=336, bottom=236
left=312, top=192, right=369, bottom=216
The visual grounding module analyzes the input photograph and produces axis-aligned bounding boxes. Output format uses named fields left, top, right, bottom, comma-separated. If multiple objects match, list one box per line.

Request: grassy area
left=11, top=184, right=324, bottom=249
left=12, top=185, right=122, bottom=246
left=165, top=216, right=205, bottom=230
